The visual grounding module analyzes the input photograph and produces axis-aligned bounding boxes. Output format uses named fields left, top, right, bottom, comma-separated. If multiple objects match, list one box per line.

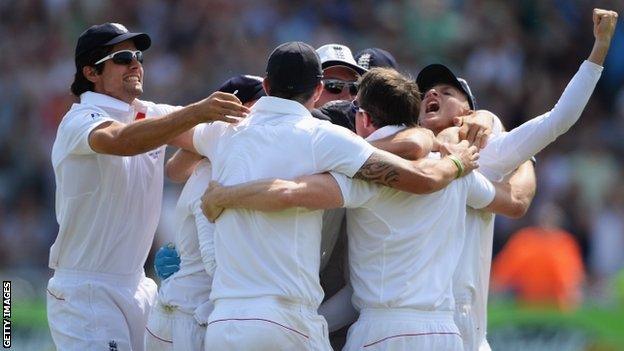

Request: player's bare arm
left=588, top=8, right=618, bottom=66
left=165, top=149, right=204, bottom=183
left=370, top=127, right=436, bottom=160
left=201, top=140, right=479, bottom=221
left=436, top=126, right=460, bottom=145
left=354, top=140, right=479, bottom=193
left=454, top=109, right=497, bottom=149
left=89, top=91, right=249, bottom=156
left=485, top=160, right=536, bottom=218
left=201, top=174, right=343, bottom=222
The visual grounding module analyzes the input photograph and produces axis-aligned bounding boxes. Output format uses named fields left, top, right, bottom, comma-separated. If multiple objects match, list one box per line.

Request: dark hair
left=70, top=46, right=112, bottom=97
left=358, top=68, right=421, bottom=128
left=265, top=77, right=317, bottom=105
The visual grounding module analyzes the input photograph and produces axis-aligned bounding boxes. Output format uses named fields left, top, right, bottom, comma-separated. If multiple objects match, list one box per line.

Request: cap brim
left=105, top=32, right=151, bottom=51
left=322, top=60, right=367, bottom=75
left=417, top=64, right=474, bottom=109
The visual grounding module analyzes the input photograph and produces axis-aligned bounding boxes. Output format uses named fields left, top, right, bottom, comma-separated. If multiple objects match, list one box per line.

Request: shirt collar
left=365, top=125, right=407, bottom=142
left=245, top=96, right=312, bottom=124
left=80, top=91, right=133, bottom=113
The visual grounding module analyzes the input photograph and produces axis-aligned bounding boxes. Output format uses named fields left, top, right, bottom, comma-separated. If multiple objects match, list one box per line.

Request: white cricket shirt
left=193, top=96, right=375, bottom=308
left=332, top=125, right=496, bottom=312
left=50, top=92, right=180, bottom=275
left=453, top=60, right=603, bottom=344
left=158, top=159, right=214, bottom=314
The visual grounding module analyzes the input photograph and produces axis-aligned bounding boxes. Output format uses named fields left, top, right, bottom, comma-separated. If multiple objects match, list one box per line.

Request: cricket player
left=47, top=23, right=247, bottom=351
left=185, top=41, right=478, bottom=350
left=199, top=67, right=529, bottom=350
left=315, top=44, right=367, bottom=108
left=145, top=75, right=266, bottom=351
left=416, top=8, right=618, bottom=350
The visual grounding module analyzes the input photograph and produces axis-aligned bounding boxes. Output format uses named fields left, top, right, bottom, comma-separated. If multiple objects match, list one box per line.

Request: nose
left=424, top=88, right=439, bottom=99
left=128, top=58, right=141, bottom=70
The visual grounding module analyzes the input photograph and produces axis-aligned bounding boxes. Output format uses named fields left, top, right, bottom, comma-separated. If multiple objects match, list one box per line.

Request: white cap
left=316, top=44, right=367, bottom=75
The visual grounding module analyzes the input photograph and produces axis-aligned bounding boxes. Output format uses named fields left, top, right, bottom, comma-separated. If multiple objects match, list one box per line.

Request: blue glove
left=154, top=243, right=181, bottom=280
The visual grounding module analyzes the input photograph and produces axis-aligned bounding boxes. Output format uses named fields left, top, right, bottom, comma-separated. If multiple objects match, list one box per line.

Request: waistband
left=53, top=268, right=145, bottom=286
left=214, top=296, right=317, bottom=314
left=359, top=308, right=455, bottom=323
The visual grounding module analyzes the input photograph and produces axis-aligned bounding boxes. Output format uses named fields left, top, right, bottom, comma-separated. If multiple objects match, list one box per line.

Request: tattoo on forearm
left=354, top=153, right=400, bottom=186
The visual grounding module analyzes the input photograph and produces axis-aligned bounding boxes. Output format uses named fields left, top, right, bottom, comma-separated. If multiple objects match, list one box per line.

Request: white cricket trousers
left=454, top=295, right=491, bottom=351
left=144, top=299, right=213, bottom=351
left=343, top=308, right=463, bottom=351
left=204, top=297, right=332, bottom=351
left=46, top=269, right=157, bottom=351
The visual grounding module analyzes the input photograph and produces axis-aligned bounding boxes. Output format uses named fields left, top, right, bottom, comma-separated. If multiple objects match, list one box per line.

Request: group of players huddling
left=47, top=8, right=618, bottom=351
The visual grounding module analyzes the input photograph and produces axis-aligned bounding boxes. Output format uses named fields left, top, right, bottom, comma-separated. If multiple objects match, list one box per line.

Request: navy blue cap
left=217, top=75, right=266, bottom=104
left=75, top=23, right=151, bottom=60
left=266, top=41, right=323, bottom=93
left=416, top=64, right=477, bottom=110
left=355, top=48, right=398, bottom=70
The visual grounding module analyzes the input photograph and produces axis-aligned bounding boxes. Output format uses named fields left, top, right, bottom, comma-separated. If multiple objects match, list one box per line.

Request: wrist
left=446, top=155, right=464, bottom=179
left=186, top=102, right=205, bottom=125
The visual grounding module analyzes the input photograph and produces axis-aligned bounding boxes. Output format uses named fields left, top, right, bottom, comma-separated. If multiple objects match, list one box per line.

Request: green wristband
left=448, top=155, right=464, bottom=178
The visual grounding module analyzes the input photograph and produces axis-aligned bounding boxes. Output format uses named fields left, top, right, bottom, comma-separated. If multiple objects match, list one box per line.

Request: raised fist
left=593, top=8, right=618, bottom=44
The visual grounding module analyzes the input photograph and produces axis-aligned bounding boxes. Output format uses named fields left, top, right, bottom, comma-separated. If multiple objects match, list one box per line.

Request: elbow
left=165, top=162, right=188, bottom=184
left=506, top=200, right=530, bottom=219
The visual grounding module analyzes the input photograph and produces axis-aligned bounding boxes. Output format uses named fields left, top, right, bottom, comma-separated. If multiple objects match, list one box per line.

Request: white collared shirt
left=453, top=60, right=603, bottom=344
left=50, top=92, right=180, bottom=275
left=158, top=159, right=214, bottom=314
left=193, top=96, right=375, bottom=307
left=331, top=125, right=496, bottom=312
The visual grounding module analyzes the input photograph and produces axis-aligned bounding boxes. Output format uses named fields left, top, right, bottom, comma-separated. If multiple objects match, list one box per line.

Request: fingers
left=453, top=116, right=463, bottom=127
left=465, top=125, right=479, bottom=145
left=205, top=205, right=225, bottom=223
left=211, top=91, right=244, bottom=105
left=218, top=115, right=245, bottom=124
left=474, top=128, right=490, bottom=149
left=215, top=100, right=250, bottom=118
left=458, top=123, right=469, bottom=141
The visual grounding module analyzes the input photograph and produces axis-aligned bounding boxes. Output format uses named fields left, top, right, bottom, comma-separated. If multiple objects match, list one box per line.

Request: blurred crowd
left=1, top=0, right=623, bottom=305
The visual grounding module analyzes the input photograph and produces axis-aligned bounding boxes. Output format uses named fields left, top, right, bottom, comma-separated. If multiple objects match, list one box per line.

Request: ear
left=262, top=78, right=271, bottom=96
left=82, top=65, right=100, bottom=84
left=311, top=81, right=324, bottom=104
left=362, top=111, right=373, bottom=128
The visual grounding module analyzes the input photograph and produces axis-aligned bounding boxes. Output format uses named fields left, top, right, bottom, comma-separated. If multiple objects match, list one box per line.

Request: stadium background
left=1, top=0, right=623, bottom=349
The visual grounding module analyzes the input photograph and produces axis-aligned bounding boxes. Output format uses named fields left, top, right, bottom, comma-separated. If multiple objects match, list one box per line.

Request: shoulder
left=136, top=99, right=183, bottom=117
left=59, top=103, right=110, bottom=130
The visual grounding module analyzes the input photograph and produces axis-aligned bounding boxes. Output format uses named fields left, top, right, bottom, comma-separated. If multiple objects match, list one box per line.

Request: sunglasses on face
left=323, top=79, right=358, bottom=95
left=95, top=50, right=144, bottom=65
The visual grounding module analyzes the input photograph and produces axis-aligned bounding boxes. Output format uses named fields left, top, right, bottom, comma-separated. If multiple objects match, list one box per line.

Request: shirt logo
left=108, top=340, right=118, bottom=351
left=90, top=112, right=104, bottom=119
left=147, top=149, right=162, bottom=160
left=332, top=46, right=347, bottom=60
left=357, top=54, right=371, bottom=70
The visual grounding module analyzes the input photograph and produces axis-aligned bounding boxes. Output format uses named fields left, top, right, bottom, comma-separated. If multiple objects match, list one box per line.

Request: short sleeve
left=57, top=110, right=115, bottom=157
left=193, top=122, right=229, bottom=160
left=311, top=122, right=375, bottom=177
left=149, top=103, right=183, bottom=118
left=465, top=171, right=496, bottom=209
left=330, top=172, right=377, bottom=208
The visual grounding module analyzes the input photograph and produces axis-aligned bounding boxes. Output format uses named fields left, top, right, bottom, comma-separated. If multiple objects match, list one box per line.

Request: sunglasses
left=323, top=79, right=358, bottom=95
left=350, top=99, right=366, bottom=114
left=95, top=50, right=144, bottom=65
